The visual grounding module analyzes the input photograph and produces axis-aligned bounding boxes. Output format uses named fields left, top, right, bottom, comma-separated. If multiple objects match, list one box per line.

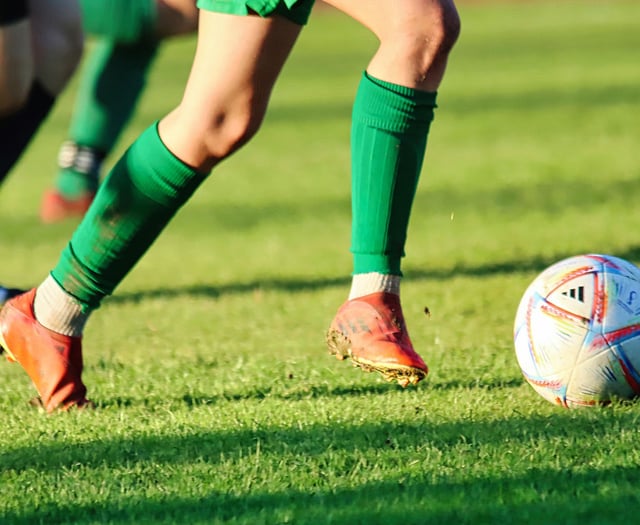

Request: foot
left=39, top=189, right=95, bottom=224
left=0, top=289, right=91, bottom=412
left=326, top=292, right=428, bottom=387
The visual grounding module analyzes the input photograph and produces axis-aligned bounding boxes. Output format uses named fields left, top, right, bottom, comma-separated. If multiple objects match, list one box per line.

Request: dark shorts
left=197, top=0, right=315, bottom=26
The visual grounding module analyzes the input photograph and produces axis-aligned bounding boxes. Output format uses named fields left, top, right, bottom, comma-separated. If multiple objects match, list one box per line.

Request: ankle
left=33, top=275, right=89, bottom=337
left=56, top=141, right=104, bottom=196
left=348, top=272, right=400, bottom=300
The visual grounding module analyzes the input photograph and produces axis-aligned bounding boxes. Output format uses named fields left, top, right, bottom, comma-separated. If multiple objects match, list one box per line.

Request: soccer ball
left=514, top=254, right=640, bottom=408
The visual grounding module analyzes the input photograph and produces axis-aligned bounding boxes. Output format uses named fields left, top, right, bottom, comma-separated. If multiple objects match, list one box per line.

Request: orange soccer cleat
left=39, top=189, right=95, bottom=224
left=0, top=289, right=91, bottom=412
left=326, top=292, right=428, bottom=387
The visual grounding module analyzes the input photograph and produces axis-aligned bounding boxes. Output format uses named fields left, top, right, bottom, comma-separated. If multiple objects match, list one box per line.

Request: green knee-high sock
left=51, top=123, right=207, bottom=310
left=55, top=37, right=159, bottom=197
left=350, top=72, right=437, bottom=276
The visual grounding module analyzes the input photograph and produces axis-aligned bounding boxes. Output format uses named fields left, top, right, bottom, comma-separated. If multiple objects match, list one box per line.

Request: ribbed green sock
left=350, top=72, right=437, bottom=275
left=55, top=37, right=159, bottom=197
left=51, top=123, right=208, bottom=310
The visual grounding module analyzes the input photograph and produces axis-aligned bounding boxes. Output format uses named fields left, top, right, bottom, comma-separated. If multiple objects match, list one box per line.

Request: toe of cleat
left=29, top=396, right=95, bottom=412
left=326, top=329, right=350, bottom=360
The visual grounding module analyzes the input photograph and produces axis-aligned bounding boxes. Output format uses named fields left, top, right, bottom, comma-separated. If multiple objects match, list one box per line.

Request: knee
left=32, top=4, right=84, bottom=95
left=431, top=0, right=461, bottom=55
left=0, top=22, right=33, bottom=114
left=202, top=108, right=264, bottom=162
left=169, top=98, right=266, bottom=171
left=389, top=0, right=461, bottom=74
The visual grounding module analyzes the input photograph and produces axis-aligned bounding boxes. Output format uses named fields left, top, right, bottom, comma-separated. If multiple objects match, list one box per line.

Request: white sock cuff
left=348, top=272, right=401, bottom=300
left=34, top=275, right=89, bottom=337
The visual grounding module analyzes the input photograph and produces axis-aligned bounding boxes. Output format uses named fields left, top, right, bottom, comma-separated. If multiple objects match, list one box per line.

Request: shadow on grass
left=5, top=468, right=640, bottom=525
left=175, top=377, right=523, bottom=406
left=5, top=410, right=634, bottom=472
left=2, top=411, right=640, bottom=524
left=179, top=382, right=400, bottom=404
left=7, top=246, right=640, bottom=307
left=99, top=376, right=522, bottom=409
left=95, top=382, right=400, bottom=409
left=69, top=372, right=523, bottom=416
left=106, top=245, right=640, bottom=305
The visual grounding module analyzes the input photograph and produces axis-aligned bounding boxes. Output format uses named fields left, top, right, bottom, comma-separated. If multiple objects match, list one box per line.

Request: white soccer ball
left=514, top=254, right=640, bottom=408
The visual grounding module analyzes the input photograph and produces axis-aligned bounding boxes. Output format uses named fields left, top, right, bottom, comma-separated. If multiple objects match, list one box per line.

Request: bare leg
left=0, top=0, right=83, bottom=112
left=160, top=11, right=303, bottom=172
left=155, top=0, right=199, bottom=38
left=324, top=0, right=460, bottom=91
left=30, top=0, right=84, bottom=96
left=0, top=19, right=33, bottom=114
left=0, top=0, right=82, bottom=183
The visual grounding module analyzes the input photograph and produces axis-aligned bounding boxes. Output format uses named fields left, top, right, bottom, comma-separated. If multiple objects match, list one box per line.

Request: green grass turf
left=2, top=0, right=640, bottom=523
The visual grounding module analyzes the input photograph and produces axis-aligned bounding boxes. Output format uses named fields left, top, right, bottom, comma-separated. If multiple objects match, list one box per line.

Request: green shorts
left=196, top=0, right=315, bottom=26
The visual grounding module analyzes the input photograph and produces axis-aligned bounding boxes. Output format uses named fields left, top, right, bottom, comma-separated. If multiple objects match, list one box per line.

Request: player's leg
left=155, top=0, right=200, bottom=38
left=55, top=10, right=302, bottom=300
left=0, top=0, right=83, bottom=185
left=0, top=3, right=33, bottom=115
left=42, top=0, right=200, bottom=223
left=325, top=0, right=460, bottom=386
left=41, top=36, right=160, bottom=222
left=0, top=4, right=307, bottom=412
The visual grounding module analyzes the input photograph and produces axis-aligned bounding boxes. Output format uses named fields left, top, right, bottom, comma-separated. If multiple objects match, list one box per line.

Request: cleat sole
left=326, top=329, right=427, bottom=387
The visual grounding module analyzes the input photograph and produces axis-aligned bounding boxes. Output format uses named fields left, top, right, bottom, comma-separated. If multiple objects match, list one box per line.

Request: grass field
left=2, top=1, right=640, bottom=523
